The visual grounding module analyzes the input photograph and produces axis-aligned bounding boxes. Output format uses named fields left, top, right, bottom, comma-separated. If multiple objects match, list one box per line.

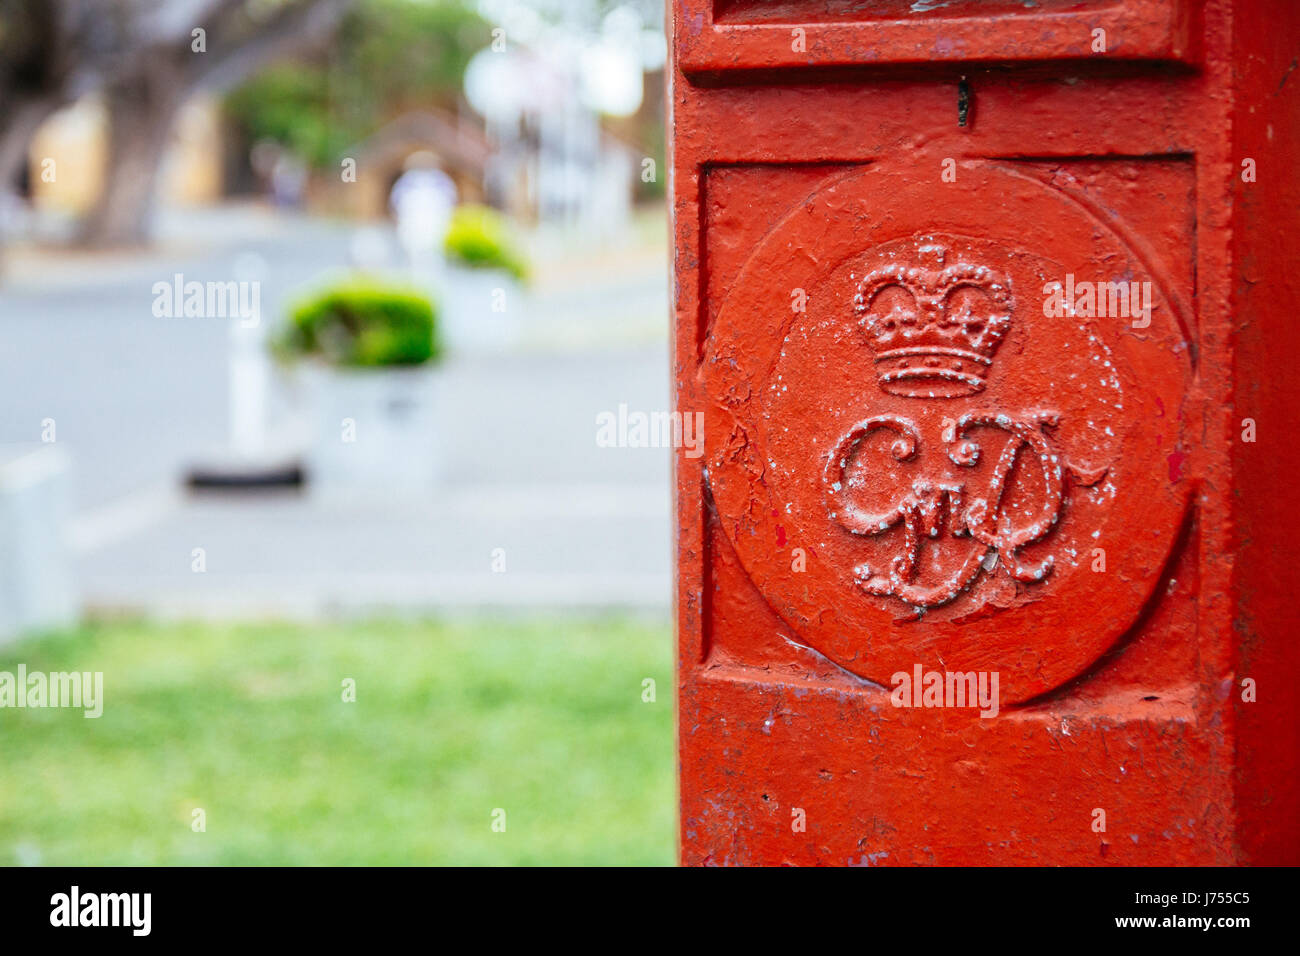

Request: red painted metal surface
left=671, top=0, right=1300, bottom=865
left=679, top=0, right=1197, bottom=71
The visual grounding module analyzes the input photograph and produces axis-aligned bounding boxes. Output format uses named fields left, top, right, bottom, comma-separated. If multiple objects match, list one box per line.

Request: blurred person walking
left=390, top=151, right=457, bottom=285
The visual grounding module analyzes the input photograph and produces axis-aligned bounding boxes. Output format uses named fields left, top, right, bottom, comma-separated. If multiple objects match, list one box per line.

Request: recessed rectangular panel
left=678, top=0, right=1197, bottom=72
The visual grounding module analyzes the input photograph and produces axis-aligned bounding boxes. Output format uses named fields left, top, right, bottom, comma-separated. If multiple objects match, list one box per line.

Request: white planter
left=440, top=266, right=524, bottom=353
left=299, top=363, right=443, bottom=498
left=0, top=445, right=77, bottom=644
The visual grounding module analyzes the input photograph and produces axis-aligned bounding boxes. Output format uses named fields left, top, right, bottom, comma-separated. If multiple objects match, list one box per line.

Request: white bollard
left=0, top=445, right=77, bottom=644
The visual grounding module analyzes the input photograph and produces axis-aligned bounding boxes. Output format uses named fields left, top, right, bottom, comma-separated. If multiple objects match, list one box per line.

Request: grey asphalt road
left=0, top=206, right=672, bottom=615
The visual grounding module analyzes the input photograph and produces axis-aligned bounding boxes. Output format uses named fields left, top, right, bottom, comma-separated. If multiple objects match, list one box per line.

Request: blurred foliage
left=225, top=66, right=344, bottom=169
left=276, top=279, right=442, bottom=366
left=444, top=204, right=529, bottom=281
left=225, top=0, right=487, bottom=169
left=0, top=616, right=674, bottom=865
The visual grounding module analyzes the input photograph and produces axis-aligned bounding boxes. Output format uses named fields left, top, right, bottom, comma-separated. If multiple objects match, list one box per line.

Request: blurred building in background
left=335, top=109, right=491, bottom=217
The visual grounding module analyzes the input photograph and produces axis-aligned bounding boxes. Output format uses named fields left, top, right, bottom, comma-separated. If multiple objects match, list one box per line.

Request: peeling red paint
left=1168, top=446, right=1189, bottom=482
left=772, top=510, right=787, bottom=548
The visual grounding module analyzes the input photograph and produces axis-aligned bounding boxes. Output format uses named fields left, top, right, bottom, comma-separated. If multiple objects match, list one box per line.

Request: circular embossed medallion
left=702, top=162, right=1192, bottom=704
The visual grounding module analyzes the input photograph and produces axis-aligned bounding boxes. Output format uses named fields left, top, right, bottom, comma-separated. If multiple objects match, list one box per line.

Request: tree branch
left=188, top=0, right=354, bottom=93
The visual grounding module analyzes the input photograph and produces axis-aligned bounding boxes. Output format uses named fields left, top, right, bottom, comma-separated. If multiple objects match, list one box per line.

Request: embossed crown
left=854, top=242, right=1013, bottom=398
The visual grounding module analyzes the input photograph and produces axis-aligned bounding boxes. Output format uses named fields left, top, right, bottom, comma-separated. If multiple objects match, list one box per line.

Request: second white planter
left=440, top=266, right=524, bottom=353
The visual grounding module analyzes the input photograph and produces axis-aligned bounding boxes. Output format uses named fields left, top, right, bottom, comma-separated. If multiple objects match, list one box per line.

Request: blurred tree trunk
left=1, top=95, right=60, bottom=275
left=0, top=95, right=66, bottom=196
left=0, top=99, right=50, bottom=274
left=0, top=0, right=92, bottom=266
left=77, top=0, right=353, bottom=248
left=78, top=68, right=188, bottom=247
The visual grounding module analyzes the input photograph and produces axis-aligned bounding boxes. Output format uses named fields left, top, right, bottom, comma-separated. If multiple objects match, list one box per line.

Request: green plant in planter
left=275, top=281, right=442, bottom=367
left=444, top=204, right=529, bottom=282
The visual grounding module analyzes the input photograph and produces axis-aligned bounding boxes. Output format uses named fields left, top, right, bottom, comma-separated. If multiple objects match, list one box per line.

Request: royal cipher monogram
left=825, top=240, right=1105, bottom=613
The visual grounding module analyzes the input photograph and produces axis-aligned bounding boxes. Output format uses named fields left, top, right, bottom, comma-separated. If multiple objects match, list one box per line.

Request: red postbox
left=671, top=0, right=1300, bottom=865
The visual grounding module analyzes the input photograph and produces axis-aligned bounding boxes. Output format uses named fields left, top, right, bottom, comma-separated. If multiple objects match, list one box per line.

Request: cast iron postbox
left=671, top=0, right=1299, bottom=865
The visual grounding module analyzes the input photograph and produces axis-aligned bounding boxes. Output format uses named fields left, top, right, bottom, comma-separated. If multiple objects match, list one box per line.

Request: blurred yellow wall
left=28, top=93, right=224, bottom=214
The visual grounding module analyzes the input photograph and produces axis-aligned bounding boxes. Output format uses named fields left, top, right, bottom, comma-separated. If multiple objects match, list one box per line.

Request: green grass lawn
left=0, top=615, right=675, bottom=865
